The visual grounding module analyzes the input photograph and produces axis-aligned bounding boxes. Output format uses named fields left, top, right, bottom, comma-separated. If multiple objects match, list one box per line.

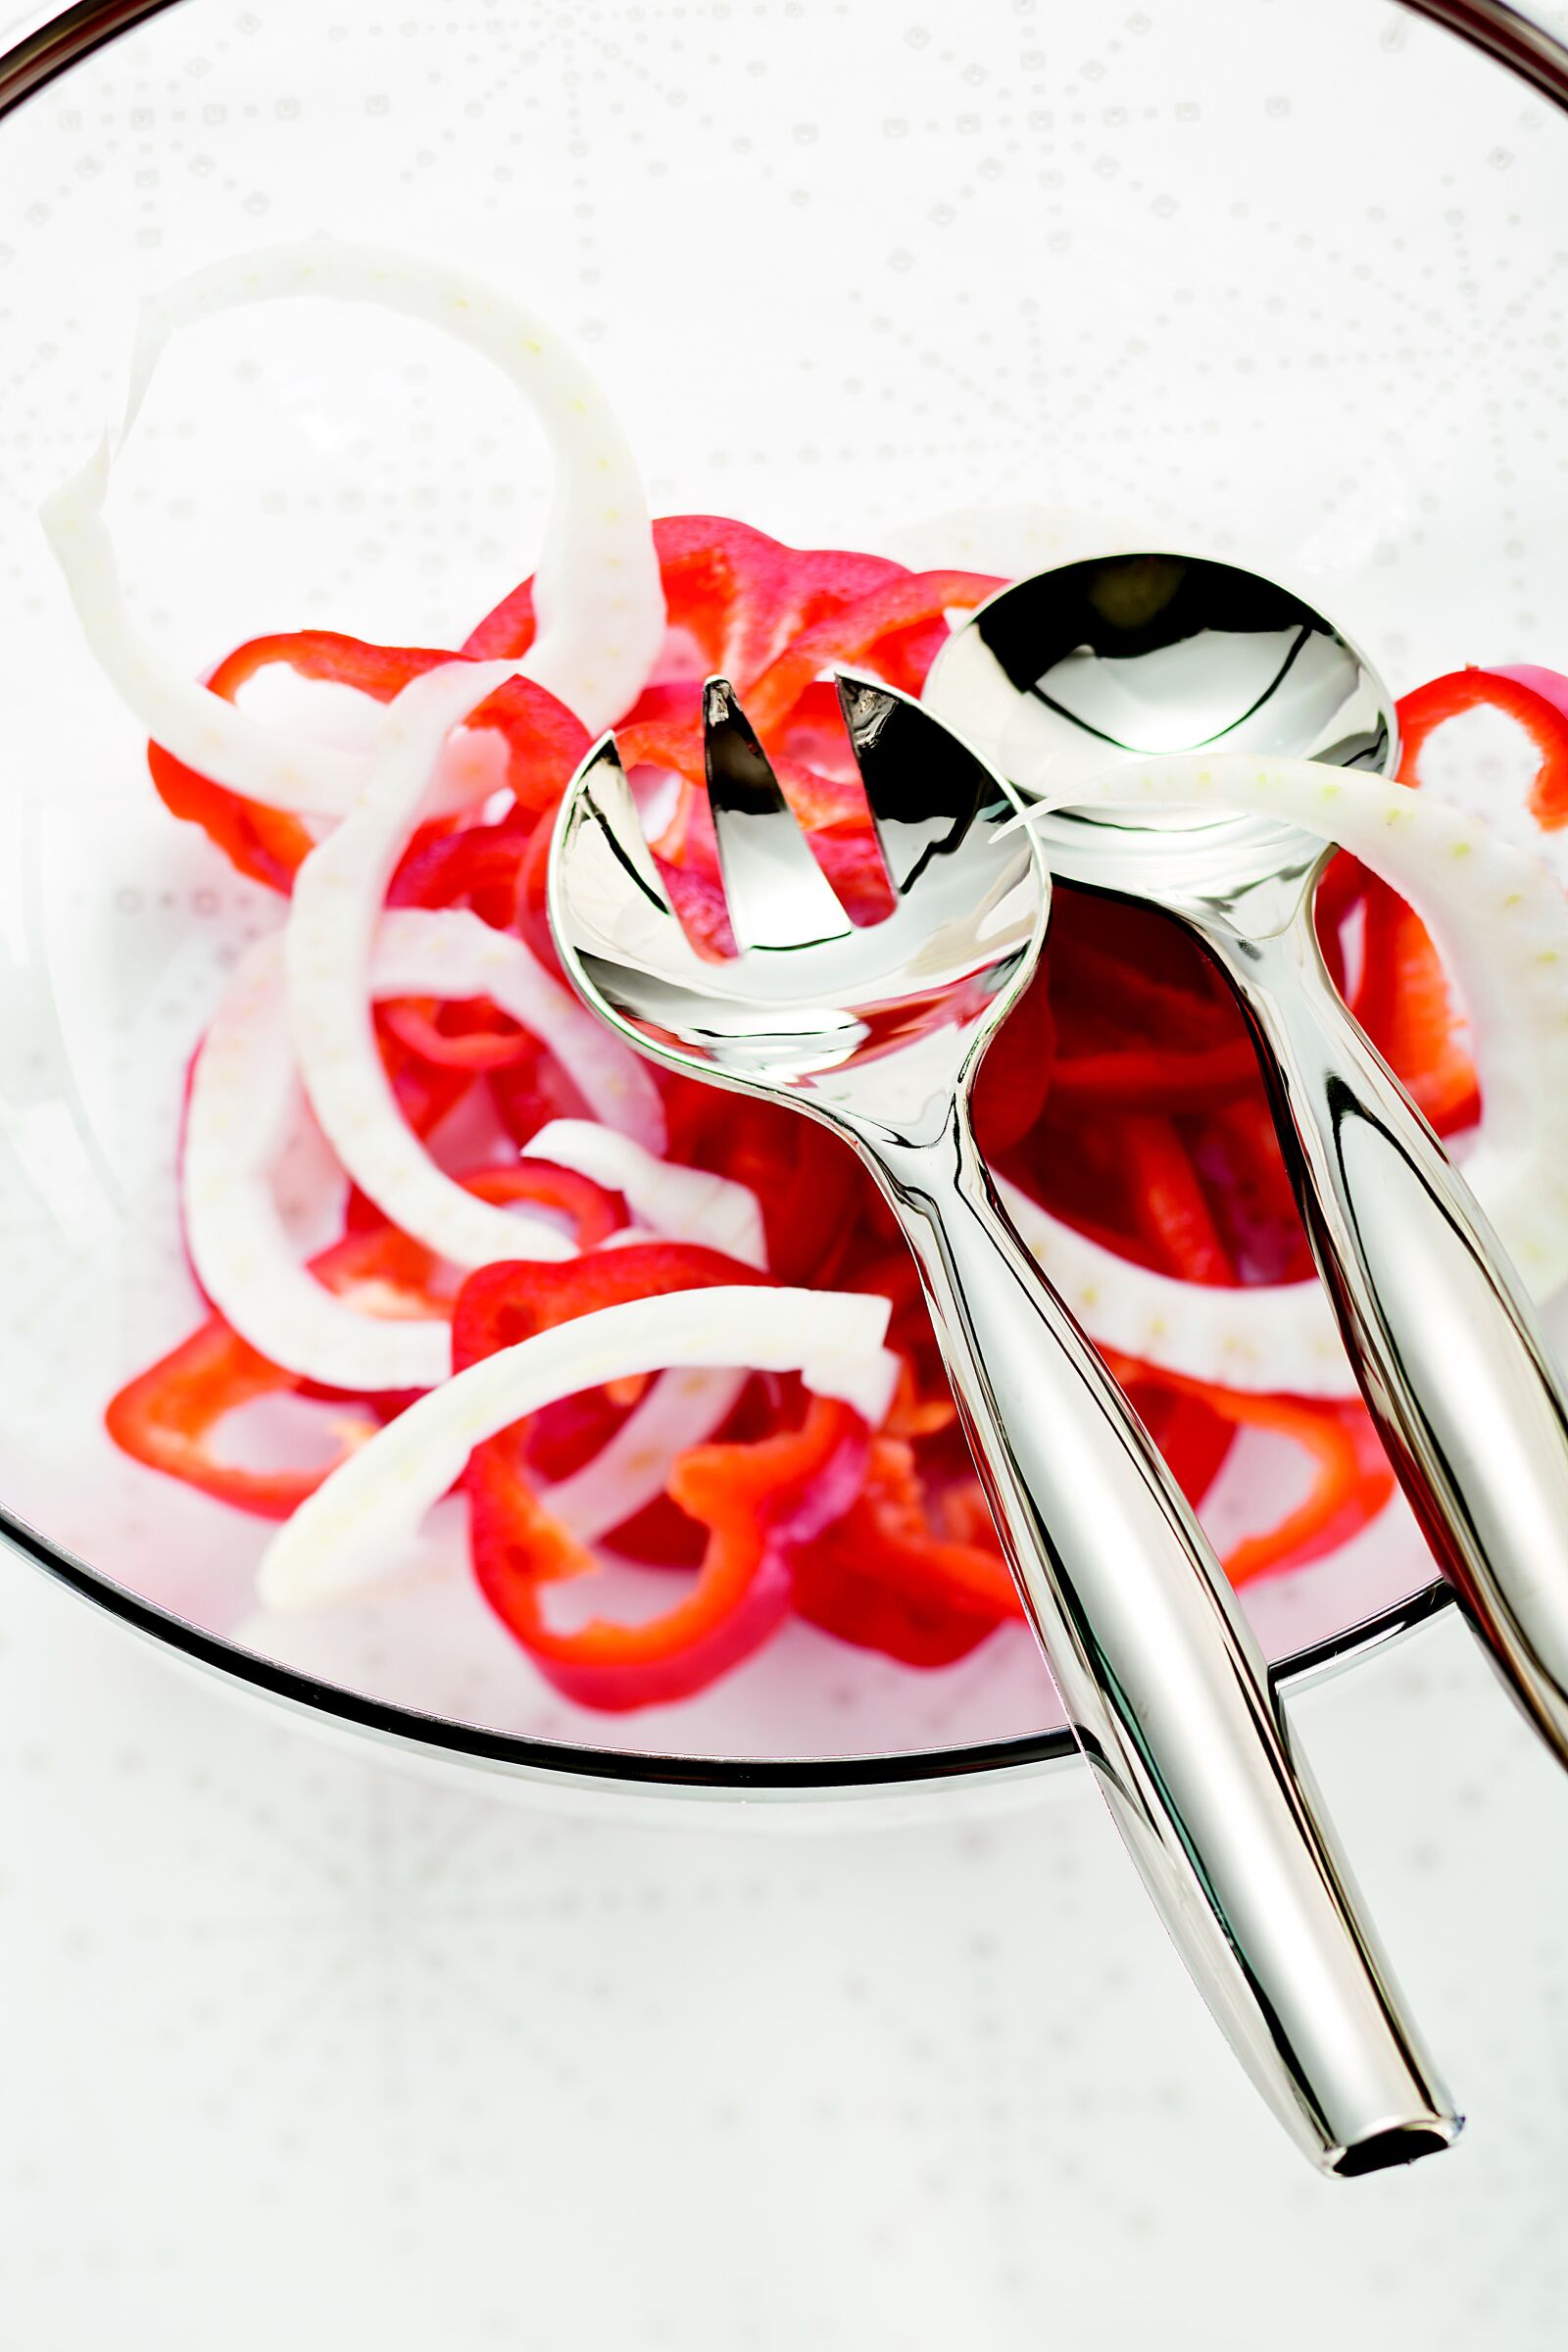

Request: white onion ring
left=257, top=1287, right=898, bottom=1610
left=184, top=930, right=454, bottom=1395
left=520, top=1119, right=767, bottom=1270
left=1003, top=755, right=1568, bottom=1396
left=283, top=662, right=586, bottom=1271
left=40, top=238, right=665, bottom=808
left=185, top=906, right=667, bottom=1392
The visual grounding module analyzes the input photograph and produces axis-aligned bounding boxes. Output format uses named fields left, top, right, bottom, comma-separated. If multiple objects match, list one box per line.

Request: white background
left=5, top=1567, right=1568, bottom=2348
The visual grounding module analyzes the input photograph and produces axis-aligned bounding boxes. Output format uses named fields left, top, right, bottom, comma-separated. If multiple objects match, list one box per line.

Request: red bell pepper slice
left=1348, top=666, right=1568, bottom=1130
left=110, top=1169, right=623, bottom=1513
left=465, top=514, right=964, bottom=709
left=793, top=1350, right=1242, bottom=1670
left=1397, top=665, right=1568, bottom=831
left=386, top=815, right=532, bottom=930
left=148, top=632, right=587, bottom=891
left=1103, top=1350, right=1395, bottom=1590
left=494, top=1398, right=869, bottom=1710
left=738, top=568, right=1003, bottom=738
left=105, top=1221, right=442, bottom=1517
left=452, top=1245, right=872, bottom=1707
left=1120, top=1112, right=1233, bottom=1286
left=378, top=999, right=534, bottom=1073
left=1050, top=1038, right=1258, bottom=1110
left=790, top=1434, right=1016, bottom=1667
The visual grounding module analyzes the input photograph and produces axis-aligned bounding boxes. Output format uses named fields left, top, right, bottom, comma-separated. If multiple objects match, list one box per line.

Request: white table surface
left=5, top=1563, right=1566, bottom=2351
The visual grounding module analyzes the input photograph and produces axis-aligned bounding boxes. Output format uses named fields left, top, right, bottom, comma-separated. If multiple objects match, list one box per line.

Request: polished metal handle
left=864, top=1101, right=1460, bottom=2177
left=1206, top=908, right=1568, bottom=1768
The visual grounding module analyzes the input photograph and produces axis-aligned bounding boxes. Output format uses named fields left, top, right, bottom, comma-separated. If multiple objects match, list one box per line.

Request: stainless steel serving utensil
left=549, top=668, right=1458, bottom=2175
left=926, top=552, right=1568, bottom=1772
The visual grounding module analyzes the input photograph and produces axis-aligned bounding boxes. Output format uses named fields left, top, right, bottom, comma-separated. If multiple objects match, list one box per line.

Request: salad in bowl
left=24, top=237, right=1568, bottom=1773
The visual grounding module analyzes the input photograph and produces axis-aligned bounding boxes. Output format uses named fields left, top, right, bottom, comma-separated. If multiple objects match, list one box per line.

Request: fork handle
left=1206, top=907, right=1568, bottom=1769
left=871, top=1102, right=1457, bottom=2176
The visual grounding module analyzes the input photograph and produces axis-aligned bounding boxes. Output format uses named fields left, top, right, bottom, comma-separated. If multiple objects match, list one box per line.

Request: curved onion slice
left=520, top=1120, right=767, bottom=1269
left=1003, top=754, right=1568, bottom=1396
left=186, top=903, right=666, bottom=1393
left=514, top=1119, right=769, bottom=1533
left=512, top=1125, right=766, bottom=1536
left=372, top=916, right=664, bottom=1153
left=540, top=1365, right=749, bottom=1545
left=284, top=662, right=581, bottom=1270
left=257, top=1287, right=898, bottom=1610
left=184, top=931, right=453, bottom=1395
left=40, top=238, right=665, bottom=808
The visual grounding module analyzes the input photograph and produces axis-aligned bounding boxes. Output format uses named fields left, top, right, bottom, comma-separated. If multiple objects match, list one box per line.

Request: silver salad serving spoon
left=926, top=552, right=1568, bottom=1773
left=549, top=668, right=1457, bottom=2175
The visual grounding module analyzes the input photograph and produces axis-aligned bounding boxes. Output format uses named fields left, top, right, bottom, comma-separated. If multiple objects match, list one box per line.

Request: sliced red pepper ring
left=1351, top=879, right=1479, bottom=1134
left=385, top=816, right=532, bottom=929
left=1120, top=1111, right=1234, bottom=1287
left=1397, top=665, right=1568, bottom=832
left=452, top=1245, right=873, bottom=1707
left=111, top=1169, right=624, bottom=1512
left=792, top=1358, right=1241, bottom=1671
left=148, top=631, right=588, bottom=891
left=486, top=1398, right=870, bottom=1711
left=1049, top=1039, right=1258, bottom=1110
left=378, top=997, right=535, bottom=1073
left=738, top=568, right=1003, bottom=738
left=466, top=515, right=952, bottom=711
left=657, top=1086, right=868, bottom=1287
left=790, top=1435, right=1018, bottom=1668
left=1103, top=1350, right=1396, bottom=1591
left=105, top=1221, right=439, bottom=1517
left=1348, top=665, right=1568, bottom=1127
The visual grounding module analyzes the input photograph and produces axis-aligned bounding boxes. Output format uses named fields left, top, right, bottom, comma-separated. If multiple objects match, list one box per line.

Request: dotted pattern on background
left=3, top=1566, right=1568, bottom=2349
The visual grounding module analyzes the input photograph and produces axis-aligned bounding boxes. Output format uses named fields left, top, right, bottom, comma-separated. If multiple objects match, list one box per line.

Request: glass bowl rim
left=0, top=0, right=1561, bottom=1799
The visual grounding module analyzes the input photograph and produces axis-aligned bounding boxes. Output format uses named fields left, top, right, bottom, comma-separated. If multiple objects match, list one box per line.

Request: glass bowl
left=1, top=0, right=1564, bottom=1804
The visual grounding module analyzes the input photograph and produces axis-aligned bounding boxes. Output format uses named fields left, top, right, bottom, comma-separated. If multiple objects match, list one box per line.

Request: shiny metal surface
left=927, top=557, right=1568, bottom=1773
left=550, top=672, right=1459, bottom=2173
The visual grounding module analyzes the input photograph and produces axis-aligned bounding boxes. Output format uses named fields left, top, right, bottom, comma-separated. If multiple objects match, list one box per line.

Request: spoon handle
left=870, top=1102, right=1458, bottom=2177
left=1212, top=909, right=1568, bottom=1770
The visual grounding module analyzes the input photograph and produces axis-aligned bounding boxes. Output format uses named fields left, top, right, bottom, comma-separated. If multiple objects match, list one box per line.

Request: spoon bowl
left=929, top=550, right=1399, bottom=928
left=927, top=555, right=1568, bottom=1774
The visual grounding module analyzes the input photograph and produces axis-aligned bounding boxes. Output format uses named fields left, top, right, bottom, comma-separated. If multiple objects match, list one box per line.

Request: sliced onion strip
left=40, top=238, right=665, bottom=810
left=283, top=662, right=584, bottom=1271
left=184, top=931, right=453, bottom=1394
left=257, top=1287, right=898, bottom=1610
left=520, top=1119, right=766, bottom=1269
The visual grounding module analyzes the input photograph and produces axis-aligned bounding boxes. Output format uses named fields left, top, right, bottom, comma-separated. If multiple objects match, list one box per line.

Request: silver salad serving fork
left=548, top=668, right=1459, bottom=2175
